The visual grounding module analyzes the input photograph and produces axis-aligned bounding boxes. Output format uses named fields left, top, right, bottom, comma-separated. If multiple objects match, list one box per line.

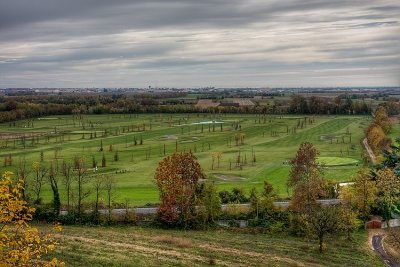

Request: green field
left=46, top=225, right=384, bottom=266
left=0, top=114, right=370, bottom=206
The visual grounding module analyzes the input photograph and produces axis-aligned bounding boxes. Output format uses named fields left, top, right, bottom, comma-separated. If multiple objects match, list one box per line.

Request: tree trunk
left=319, top=235, right=324, bottom=253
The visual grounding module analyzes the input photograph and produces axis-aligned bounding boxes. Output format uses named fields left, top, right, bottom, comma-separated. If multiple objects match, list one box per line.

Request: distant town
left=1, top=86, right=400, bottom=95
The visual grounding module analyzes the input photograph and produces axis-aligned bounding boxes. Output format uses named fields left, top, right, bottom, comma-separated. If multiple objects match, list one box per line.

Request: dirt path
left=363, top=138, right=377, bottom=165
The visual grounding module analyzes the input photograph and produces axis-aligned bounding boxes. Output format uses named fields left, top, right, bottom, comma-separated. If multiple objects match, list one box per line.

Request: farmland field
left=45, top=225, right=384, bottom=267
left=0, top=114, right=370, bottom=206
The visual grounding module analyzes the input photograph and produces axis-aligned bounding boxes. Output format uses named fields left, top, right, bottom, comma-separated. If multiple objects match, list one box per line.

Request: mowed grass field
left=0, top=114, right=369, bottom=205
left=45, top=225, right=384, bottom=267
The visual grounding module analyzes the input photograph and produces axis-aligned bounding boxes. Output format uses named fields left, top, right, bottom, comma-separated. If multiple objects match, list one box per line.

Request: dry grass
left=384, top=227, right=400, bottom=263
left=46, top=225, right=385, bottom=267
left=154, top=235, right=193, bottom=248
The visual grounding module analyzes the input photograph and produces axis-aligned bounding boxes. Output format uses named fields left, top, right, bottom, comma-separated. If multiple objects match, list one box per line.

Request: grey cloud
left=11, top=43, right=181, bottom=64
left=134, top=58, right=228, bottom=69
left=0, top=0, right=399, bottom=87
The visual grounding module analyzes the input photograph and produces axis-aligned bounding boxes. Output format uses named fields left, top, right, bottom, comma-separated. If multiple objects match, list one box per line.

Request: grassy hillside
left=0, top=114, right=369, bottom=205
left=47, top=225, right=384, bottom=267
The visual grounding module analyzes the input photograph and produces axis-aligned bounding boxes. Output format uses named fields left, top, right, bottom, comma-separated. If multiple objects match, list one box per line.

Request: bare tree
left=16, top=158, right=30, bottom=201
left=61, top=160, right=73, bottom=213
left=93, top=174, right=104, bottom=223
left=31, top=161, right=48, bottom=204
left=48, top=162, right=61, bottom=217
left=104, top=175, right=116, bottom=224
left=74, top=156, right=91, bottom=216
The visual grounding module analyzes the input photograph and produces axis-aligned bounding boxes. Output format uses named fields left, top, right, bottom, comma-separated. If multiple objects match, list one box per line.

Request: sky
left=0, top=0, right=399, bottom=88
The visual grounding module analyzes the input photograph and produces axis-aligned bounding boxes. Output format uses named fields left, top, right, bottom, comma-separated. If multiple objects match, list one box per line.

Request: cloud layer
left=0, top=0, right=399, bottom=87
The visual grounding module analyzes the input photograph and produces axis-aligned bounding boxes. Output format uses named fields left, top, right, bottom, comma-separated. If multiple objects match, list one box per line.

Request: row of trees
left=15, top=157, right=117, bottom=224
left=288, top=95, right=371, bottom=115
left=0, top=93, right=375, bottom=124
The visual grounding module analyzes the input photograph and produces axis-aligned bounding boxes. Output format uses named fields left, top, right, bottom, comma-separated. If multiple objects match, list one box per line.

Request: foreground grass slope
left=49, top=226, right=383, bottom=267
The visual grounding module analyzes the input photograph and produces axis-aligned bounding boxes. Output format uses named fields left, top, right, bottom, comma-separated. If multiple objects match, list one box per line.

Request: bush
left=32, top=204, right=58, bottom=222
left=219, top=190, right=231, bottom=204
left=288, top=213, right=310, bottom=237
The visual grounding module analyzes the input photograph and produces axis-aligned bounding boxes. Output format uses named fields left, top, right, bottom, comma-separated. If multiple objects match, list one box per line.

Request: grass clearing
left=45, top=225, right=384, bottom=267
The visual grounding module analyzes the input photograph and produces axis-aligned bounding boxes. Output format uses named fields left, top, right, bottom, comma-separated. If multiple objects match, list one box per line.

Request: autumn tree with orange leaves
left=0, top=171, right=63, bottom=266
left=288, top=142, right=326, bottom=214
left=155, top=152, right=204, bottom=227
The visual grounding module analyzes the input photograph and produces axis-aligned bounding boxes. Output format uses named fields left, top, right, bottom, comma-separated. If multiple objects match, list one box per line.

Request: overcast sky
left=0, top=0, right=399, bottom=88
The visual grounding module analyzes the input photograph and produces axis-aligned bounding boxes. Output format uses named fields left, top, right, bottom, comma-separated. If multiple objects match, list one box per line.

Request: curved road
left=372, top=235, right=399, bottom=267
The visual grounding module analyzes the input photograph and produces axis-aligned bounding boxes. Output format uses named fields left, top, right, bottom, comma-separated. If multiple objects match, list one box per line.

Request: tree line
left=0, top=93, right=379, bottom=124
left=365, top=106, right=392, bottom=157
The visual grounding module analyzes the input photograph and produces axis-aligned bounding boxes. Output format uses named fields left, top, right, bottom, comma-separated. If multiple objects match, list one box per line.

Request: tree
left=101, top=153, right=106, bottom=167
left=0, top=171, right=63, bottom=266
left=340, top=168, right=377, bottom=222
left=289, top=95, right=308, bottom=114
left=230, top=187, right=248, bottom=203
left=196, top=181, right=221, bottom=227
left=61, top=161, right=73, bottom=213
left=74, top=156, right=90, bottom=216
left=338, top=206, right=359, bottom=240
left=92, top=155, right=97, bottom=168
left=99, top=140, right=103, bottom=152
left=155, top=152, right=204, bottom=227
left=375, top=168, right=400, bottom=220
left=31, top=161, right=48, bottom=204
left=288, top=142, right=325, bottom=214
left=374, top=106, right=391, bottom=134
left=249, top=187, right=260, bottom=217
left=308, top=205, right=340, bottom=253
left=92, top=174, right=104, bottom=224
left=218, top=190, right=232, bottom=204
left=16, top=159, right=29, bottom=201
left=250, top=182, right=277, bottom=221
left=210, top=152, right=222, bottom=170
left=377, top=137, right=400, bottom=175
left=104, top=175, right=116, bottom=224
left=48, top=163, right=61, bottom=218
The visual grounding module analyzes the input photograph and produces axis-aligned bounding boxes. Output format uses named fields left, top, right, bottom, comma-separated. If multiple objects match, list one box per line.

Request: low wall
left=382, top=219, right=400, bottom=228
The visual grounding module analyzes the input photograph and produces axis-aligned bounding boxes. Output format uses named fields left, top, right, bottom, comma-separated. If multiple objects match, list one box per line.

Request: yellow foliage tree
left=340, top=169, right=377, bottom=222
left=0, top=171, right=63, bottom=266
